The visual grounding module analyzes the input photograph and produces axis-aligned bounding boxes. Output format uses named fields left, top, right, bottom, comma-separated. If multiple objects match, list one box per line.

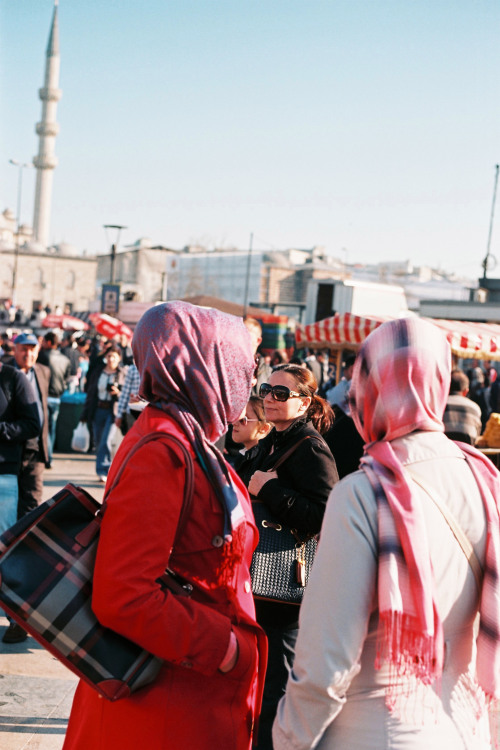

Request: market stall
left=295, top=312, right=500, bottom=376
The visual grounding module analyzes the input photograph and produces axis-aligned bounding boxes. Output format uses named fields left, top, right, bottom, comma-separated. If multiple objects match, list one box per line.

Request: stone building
left=0, top=240, right=97, bottom=314
left=97, top=238, right=177, bottom=303
left=96, top=241, right=344, bottom=319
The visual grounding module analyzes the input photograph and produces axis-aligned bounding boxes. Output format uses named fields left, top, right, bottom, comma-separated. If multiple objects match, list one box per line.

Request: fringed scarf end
left=376, top=610, right=443, bottom=715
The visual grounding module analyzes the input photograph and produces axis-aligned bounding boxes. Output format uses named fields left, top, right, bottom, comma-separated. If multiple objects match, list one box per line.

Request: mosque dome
left=1, top=208, right=15, bottom=227
left=26, top=240, right=48, bottom=254
left=54, top=241, right=79, bottom=257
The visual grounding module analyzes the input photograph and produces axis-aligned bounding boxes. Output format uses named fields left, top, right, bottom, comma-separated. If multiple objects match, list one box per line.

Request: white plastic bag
left=107, top=423, right=123, bottom=459
left=71, top=421, right=90, bottom=453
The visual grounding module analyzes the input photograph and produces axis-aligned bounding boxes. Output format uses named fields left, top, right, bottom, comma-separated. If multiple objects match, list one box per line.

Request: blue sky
left=1, top=0, right=499, bottom=278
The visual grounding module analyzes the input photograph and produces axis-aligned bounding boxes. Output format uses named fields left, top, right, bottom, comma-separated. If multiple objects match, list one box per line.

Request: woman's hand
left=248, top=470, right=278, bottom=497
left=219, top=630, right=239, bottom=673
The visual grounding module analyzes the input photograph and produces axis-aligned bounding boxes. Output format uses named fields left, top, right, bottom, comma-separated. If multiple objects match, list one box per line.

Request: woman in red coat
left=63, top=301, right=266, bottom=750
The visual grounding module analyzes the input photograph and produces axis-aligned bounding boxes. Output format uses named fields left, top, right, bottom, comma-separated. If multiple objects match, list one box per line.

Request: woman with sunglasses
left=246, top=364, right=339, bottom=750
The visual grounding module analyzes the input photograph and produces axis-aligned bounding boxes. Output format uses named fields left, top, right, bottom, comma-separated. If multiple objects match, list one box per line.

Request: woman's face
left=262, top=371, right=311, bottom=432
left=231, top=402, right=269, bottom=449
left=105, top=351, right=121, bottom=370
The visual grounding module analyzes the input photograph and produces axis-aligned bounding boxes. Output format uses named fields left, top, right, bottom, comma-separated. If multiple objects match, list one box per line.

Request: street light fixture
left=103, top=224, right=127, bottom=284
left=8, top=159, right=34, bottom=305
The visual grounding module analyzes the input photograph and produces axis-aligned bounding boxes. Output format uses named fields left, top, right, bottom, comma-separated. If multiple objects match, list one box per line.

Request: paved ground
left=1, top=452, right=104, bottom=750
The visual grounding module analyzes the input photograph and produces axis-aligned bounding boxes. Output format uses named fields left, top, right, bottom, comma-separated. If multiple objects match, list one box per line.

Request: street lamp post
left=103, top=224, right=127, bottom=284
left=8, top=159, right=33, bottom=306
left=243, top=232, right=254, bottom=318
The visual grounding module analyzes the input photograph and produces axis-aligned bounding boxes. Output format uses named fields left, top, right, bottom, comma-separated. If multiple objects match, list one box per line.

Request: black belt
left=97, top=400, right=113, bottom=409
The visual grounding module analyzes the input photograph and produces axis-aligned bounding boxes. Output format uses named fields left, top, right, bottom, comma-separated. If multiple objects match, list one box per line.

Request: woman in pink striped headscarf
left=274, top=317, right=500, bottom=750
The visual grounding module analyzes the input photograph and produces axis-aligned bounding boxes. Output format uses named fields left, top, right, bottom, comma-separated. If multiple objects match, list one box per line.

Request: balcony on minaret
left=36, top=121, right=60, bottom=137
left=38, top=87, right=62, bottom=102
left=33, top=154, right=58, bottom=170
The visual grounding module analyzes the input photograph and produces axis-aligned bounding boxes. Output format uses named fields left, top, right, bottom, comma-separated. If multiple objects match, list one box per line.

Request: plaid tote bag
left=0, top=431, right=194, bottom=701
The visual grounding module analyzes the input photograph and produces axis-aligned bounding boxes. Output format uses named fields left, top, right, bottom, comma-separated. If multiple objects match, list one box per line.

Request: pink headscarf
left=350, top=317, right=500, bottom=707
left=133, top=301, right=255, bottom=543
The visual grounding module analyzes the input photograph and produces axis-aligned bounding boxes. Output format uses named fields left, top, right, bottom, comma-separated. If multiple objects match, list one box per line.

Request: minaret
left=32, top=1, right=61, bottom=249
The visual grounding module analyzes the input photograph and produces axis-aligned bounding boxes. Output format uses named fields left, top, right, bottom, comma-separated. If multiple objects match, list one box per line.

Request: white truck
left=304, top=278, right=408, bottom=324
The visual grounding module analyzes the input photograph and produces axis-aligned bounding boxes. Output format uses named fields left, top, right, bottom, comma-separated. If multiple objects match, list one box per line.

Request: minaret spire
left=32, top=1, right=61, bottom=249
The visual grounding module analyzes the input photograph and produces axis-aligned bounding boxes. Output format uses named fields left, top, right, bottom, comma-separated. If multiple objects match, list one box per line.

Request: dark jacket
left=231, top=442, right=262, bottom=486
left=61, top=344, right=81, bottom=377
left=323, top=407, right=365, bottom=479
left=81, top=365, right=127, bottom=423
left=0, top=364, right=40, bottom=474
left=246, top=417, right=339, bottom=536
left=37, top=348, right=71, bottom=397
left=23, top=362, right=50, bottom=464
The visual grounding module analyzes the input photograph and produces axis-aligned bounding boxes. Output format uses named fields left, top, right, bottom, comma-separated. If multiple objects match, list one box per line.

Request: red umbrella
left=89, top=313, right=133, bottom=340
left=42, top=314, right=90, bottom=331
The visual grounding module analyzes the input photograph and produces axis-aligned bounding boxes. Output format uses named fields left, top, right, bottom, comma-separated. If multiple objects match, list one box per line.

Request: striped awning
left=295, top=313, right=389, bottom=350
left=296, top=312, right=500, bottom=361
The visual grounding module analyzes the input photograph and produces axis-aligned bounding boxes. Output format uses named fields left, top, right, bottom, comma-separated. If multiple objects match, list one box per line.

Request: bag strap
left=406, top=468, right=483, bottom=593
left=103, top=431, right=195, bottom=544
left=269, top=436, right=313, bottom=472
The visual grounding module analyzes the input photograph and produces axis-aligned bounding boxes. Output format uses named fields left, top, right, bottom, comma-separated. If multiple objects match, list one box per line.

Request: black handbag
left=0, top=431, right=194, bottom=701
left=250, top=437, right=318, bottom=604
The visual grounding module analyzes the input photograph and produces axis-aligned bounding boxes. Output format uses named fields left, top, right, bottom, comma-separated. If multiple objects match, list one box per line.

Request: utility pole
left=482, top=164, right=499, bottom=279
left=243, top=232, right=254, bottom=318
left=9, top=159, right=34, bottom=305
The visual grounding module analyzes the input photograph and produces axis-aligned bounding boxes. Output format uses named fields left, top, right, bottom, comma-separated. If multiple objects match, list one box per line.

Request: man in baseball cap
left=12, top=332, right=50, bottom=516
left=13, top=332, right=39, bottom=346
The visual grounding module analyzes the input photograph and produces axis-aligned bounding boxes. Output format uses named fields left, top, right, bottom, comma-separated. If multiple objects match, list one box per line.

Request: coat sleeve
left=0, top=370, right=40, bottom=443
left=257, top=439, right=339, bottom=534
left=272, top=473, right=378, bottom=750
left=92, top=439, right=232, bottom=677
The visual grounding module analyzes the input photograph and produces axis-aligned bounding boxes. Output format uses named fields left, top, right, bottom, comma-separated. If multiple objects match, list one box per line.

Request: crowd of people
left=0, top=305, right=499, bottom=749
left=0, top=327, right=141, bottom=642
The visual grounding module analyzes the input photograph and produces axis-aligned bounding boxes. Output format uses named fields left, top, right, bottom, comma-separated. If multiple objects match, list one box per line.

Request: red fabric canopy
left=41, top=314, right=90, bottom=331
left=295, top=312, right=500, bottom=361
left=88, top=313, right=133, bottom=340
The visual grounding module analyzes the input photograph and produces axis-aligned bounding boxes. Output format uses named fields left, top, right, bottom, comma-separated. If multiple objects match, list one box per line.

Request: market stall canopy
left=88, top=313, right=133, bottom=340
left=296, top=312, right=500, bottom=361
left=41, top=314, right=90, bottom=331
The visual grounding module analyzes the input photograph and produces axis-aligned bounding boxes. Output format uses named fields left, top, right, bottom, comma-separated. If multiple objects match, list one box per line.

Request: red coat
left=63, top=406, right=266, bottom=750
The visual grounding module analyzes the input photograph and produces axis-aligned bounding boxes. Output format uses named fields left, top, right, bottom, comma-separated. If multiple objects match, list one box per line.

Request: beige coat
left=273, top=432, right=492, bottom=750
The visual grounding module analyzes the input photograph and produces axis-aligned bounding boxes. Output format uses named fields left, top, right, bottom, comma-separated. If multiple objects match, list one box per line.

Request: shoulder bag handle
left=269, top=436, right=312, bottom=472
left=103, top=431, right=195, bottom=544
left=406, top=468, right=483, bottom=593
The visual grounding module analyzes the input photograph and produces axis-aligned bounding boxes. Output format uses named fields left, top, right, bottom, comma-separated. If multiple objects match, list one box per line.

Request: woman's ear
left=297, top=396, right=312, bottom=415
left=258, top=422, right=273, bottom=438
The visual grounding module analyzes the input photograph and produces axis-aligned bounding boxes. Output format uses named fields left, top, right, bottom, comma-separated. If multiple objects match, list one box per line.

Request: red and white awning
left=295, top=312, right=389, bottom=350
left=295, top=312, right=500, bottom=361
left=88, top=313, right=133, bottom=340
left=429, top=318, right=500, bottom=360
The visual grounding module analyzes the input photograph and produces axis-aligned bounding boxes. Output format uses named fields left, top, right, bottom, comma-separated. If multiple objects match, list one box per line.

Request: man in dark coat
left=11, top=333, right=50, bottom=518
left=0, top=358, right=41, bottom=644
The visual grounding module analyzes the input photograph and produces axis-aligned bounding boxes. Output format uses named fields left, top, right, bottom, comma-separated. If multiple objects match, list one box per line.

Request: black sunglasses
left=259, top=383, right=303, bottom=402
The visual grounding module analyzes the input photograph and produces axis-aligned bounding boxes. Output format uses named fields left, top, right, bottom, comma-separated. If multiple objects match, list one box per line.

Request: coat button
left=244, top=581, right=251, bottom=593
left=212, top=535, right=224, bottom=548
